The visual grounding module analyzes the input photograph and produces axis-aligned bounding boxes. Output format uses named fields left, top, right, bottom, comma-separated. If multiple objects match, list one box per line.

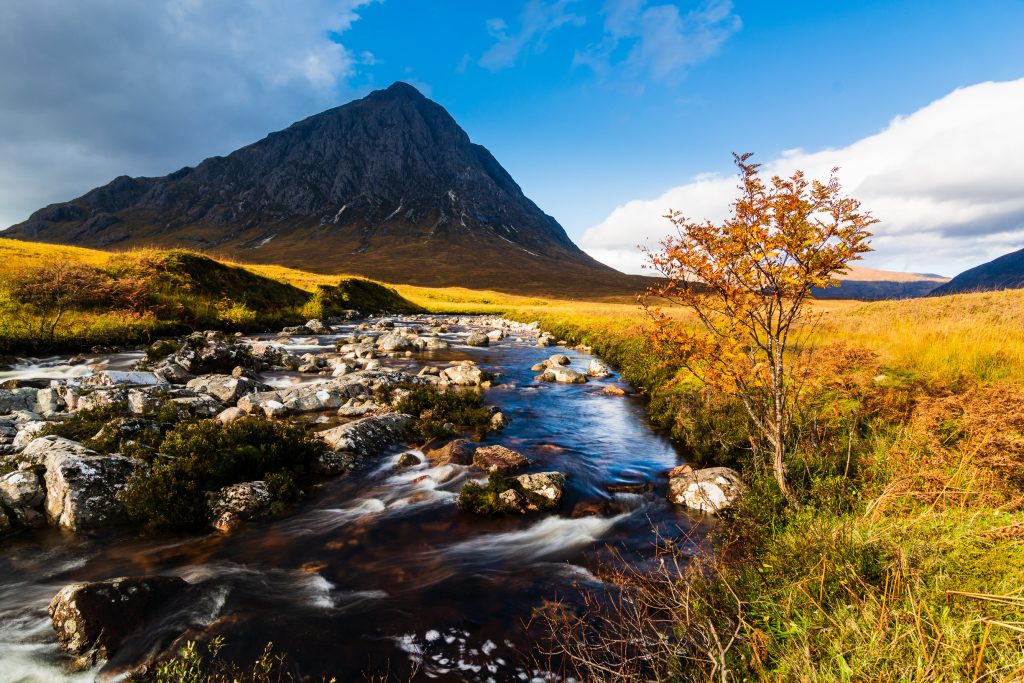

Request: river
left=0, top=316, right=707, bottom=682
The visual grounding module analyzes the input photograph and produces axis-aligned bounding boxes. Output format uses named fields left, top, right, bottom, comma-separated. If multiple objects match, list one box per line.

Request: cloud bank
left=0, top=0, right=375, bottom=228
left=580, top=78, right=1024, bottom=277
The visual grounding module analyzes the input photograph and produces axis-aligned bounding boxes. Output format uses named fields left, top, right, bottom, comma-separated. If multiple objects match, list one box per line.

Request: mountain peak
left=380, top=81, right=425, bottom=99
left=4, top=84, right=641, bottom=296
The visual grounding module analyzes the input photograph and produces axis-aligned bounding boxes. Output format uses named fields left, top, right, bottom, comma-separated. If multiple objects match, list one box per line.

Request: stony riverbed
left=0, top=314, right=739, bottom=682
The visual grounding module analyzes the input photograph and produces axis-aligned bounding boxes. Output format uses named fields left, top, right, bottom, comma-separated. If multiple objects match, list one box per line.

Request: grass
left=4, top=238, right=1024, bottom=679
left=0, top=238, right=419, bottom=353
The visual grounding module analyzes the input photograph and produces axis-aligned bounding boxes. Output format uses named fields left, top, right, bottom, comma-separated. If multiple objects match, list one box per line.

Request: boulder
left=48, top=576, right=188, bottom=668
left=465, top=332, right=490, bottom=347
left=472, top=445, right=528, bottom=474
left=516, top=472, right=566, bottom=509
left=394, top=452, right=421, bottom=469
left=548, top=354, right=571, bottom=366
left=424, top=438, right=476, bottom=466
left=170, top=395, right=221, bottom=418
left=173, top=338, right=249, bottom=375
left=536, top=335, right=557, bottom=347
left=376, top=332, right=414, bottom=352
left=24, top=436, right=139, bottom=530
left=667, top=466, right=744, bottom=513
left=317, top=413, right=413, bottom=459
left=602, top=385, right=626, bottom=396
left=538, top=366, right=588, bottom=384
left=0, top=387, right=42, bottom=415
left=215, top=407, right=247, bottom=425
left=305, top=319, right=328, bottom=334
left=13, top=420, right=47, bottom=448
left=35, top=388, right=64, bottom=416
left=587, top=359, right=613, bottom=378
left=442, top=365, right=488, bottom=386
left=186, top=374, right=266, bottom=404
left=423, top=337, right=450, bottom=350
left=207, top=481, right=273, bottom=531
left=151, top=361, right=195, bottom=385
left=497, top=488, right=527, bottom=513
left=0, top=469, right=45, bottom=508
left=86, top=371, right=166, bottom=387
left=127, top=388, right=164, bottom=414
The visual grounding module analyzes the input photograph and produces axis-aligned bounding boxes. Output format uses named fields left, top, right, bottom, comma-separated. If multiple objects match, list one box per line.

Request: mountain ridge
left=930, top=247, right=1024, bottom=295
left=5, top=82, right=648, bottom=298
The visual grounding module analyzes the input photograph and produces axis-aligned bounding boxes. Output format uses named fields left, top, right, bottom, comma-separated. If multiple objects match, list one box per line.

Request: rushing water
left=0, top=317, right=708, bottom=682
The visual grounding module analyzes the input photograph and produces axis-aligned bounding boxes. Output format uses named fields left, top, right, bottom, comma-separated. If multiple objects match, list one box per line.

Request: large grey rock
left=0, top=469, right=45, bottom=509
left=376, top=332, right=414, bottom=352
left=465, top=332, right=490, bottom=347
left=587, top=359, right=613, bottom=378
left=24, top=436, right=140, bottom=530
left=441, top=365, right=488, bottom=386
left=0, top=387, right=39, bottom=414
left=667, top=466, right=745, bottom=513
left=86, top=371, right=166, bottom=387
left=48, top=576, right=189, bottom=669
left=186, top=374, right=266, bottom=404
left=537, top=366, right=588, bottom=384
left=207, top=481, right=273, bottom=532
left=318, top=412, right=413, bottom=459
left=173, top=337, right=249, bottom=374
left=516, top=471, right=566, bottom=509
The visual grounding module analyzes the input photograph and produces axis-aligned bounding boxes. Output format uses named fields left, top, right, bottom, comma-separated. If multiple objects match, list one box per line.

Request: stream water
left=0, top=317, right=707, bottom=682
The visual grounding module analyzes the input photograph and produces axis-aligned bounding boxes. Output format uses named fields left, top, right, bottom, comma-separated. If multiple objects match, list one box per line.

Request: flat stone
left=472, top=445, right=528, bottom=474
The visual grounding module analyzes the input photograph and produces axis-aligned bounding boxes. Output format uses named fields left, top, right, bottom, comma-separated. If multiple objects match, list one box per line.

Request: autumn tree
left=643, top=154, right=876, bottom=503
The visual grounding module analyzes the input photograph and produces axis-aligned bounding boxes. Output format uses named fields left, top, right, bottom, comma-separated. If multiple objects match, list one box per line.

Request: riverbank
left=497, top=294, right=1024, bottom=680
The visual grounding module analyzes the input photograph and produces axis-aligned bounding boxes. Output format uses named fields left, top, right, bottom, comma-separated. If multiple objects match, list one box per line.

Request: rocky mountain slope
left=930, top=247, right=1024, bottom=295
left=5, top=82, right=646, bottom=297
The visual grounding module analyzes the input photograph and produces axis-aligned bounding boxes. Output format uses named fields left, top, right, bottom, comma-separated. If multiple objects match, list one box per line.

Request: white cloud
left=580, top=78, right=1024, bottom=277
left=0, top=0, right=376, bottom=229
left=575, top=0, right=741, bottom=86
left=479, top=0, right=586, bottom=71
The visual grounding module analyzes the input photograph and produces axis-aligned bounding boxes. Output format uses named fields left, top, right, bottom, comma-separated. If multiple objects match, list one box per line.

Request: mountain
left=4, top=82, right=647, bottom=298
left=930, top=247, right=1024, bottom=295
left=813, top=266, right=949, bottom=300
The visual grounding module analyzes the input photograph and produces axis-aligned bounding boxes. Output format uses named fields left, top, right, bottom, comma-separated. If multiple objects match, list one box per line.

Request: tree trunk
left=772, top=437, right=797, bottom=505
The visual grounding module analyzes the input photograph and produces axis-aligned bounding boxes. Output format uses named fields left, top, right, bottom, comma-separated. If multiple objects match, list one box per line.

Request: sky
left=1, top=0, right=1022, bottom=277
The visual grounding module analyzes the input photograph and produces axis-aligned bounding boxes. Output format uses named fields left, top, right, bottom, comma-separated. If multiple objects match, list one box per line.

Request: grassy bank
left=0, top=239, right=419, bottom=354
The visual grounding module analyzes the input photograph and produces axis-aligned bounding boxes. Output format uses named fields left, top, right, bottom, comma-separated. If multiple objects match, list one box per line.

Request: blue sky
left=1, top=0, right=1023, bottom=274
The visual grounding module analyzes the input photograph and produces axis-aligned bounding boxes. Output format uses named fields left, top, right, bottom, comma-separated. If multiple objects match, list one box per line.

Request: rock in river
left=537, top=366, right=588, bottom=384
left=22, top=436, right=139, bottom=530
left=465, top=331, right=490, bottom=347
left=318, top=412, right=414, bottom=461
left=516, top=471, right=566, bottom=509
left=667, top=466, right=744, bottom=513
left=49, top=575, right=189, bottom=669
left=472, top=445, right=528, bottom=474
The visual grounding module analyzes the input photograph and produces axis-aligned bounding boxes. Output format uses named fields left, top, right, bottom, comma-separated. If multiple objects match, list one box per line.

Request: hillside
left=0, top=238, right=418, bottom=353
left=814, top=266, right=949, bottom=299
left=4, top=82, right=650, bottom=298
left=930, top=246, right=1024, bottom=295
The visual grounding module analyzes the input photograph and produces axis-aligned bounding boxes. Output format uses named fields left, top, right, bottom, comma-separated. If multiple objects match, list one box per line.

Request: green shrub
left=41, top=401, right=130, bottom=444
left=393, top=384, right=496, bottom=440
left=120, top=418, right=327, bottom=531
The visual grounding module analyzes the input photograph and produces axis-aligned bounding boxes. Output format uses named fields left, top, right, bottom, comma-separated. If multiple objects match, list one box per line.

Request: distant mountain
left=4, top=82, right=647, bottom=298
left=930, top=247, right=1024, bottom=295
left=813, top=266, right=949, bottom=300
